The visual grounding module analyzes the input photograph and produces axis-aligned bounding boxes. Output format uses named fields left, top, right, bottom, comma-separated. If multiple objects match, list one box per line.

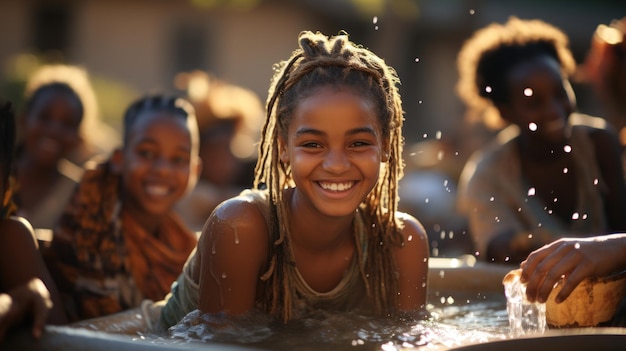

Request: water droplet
left=440, top=296, right=446, bottom=304
left=373, top=16, right=378, bottom=24
left=448, top=231, right=454, bottom=239
left=422, top=133, right=428, bottom=138
left=553, top=197, right=558, bottom=203
left=447, top=296, right=455, bottom=304
left=489, top=196, right=495, bottom=202
left=437, top=150, right=444, bottom=160
left=529, top=122, right=538, bottom=131
left=572, top=212, right=580, bottom=220
left=563, top=167, right=569, bottom=174
left=407, top=234, right=413, bottom=241
left=422, top=282, right=427, bottom=288
left=524, top=88, right=533, bottom=97
left=469, top=9, right=475, bottom=15
left=564, top=145, right=572, bottom=153
left=594, top=178, right=599, bottom=185
left=423, top=257, right=428, bottom=262
left=485, top=85, right=492, bottom=93
left=440, top=231, right=446, bottom=240
left=424, top=198, right=430, bottom=204
left=582, top=213, right=588, bottom=220
left=528, top=234, right=533, bottom=239
left=443, top=179, right=449, bottom=187
left=495, top=216, right=501, bottom=223
left=527, top=187, right=536, bottom=196
left=435, top=130, right=442, bottom=139
left=574, top=242, right=581, bottom=249
left=221, top=272, right=227, bottom=278
left=505, top=256, right=510, bottom=261
left=418, top=100, right=423, bottom=104
left=414, top=57, right=420, bottom=63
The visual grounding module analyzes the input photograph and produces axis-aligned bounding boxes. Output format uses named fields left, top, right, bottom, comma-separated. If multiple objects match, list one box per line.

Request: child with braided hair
left=159, top=30, right=429, bottom=329
left=42, top=95, right=201, bottom=322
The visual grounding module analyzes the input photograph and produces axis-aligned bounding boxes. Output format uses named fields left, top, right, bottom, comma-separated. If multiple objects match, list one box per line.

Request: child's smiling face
left=117, top=111, right=199, bottom=217
left=279, top=85, right=387, bottom=218
left=498, top=54, right=575, bottom=143
left=23, top=89, right=83, bottom=167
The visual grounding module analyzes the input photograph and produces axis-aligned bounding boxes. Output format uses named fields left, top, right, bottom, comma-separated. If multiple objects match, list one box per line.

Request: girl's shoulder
left=394, top=211, right=428, bottom=243
left=197, top=189, right=271, bottom=250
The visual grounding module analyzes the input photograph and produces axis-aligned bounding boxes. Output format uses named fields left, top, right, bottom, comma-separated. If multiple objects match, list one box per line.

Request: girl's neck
left=286, top=189, right=355, bottom=253
left=17, top=154, right=61, bottom=178
left=517, top=135, right=569, bottom=163
left=121, top=205, right=164, bottom=238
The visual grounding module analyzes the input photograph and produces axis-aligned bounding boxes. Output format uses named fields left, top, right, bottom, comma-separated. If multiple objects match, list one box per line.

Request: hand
left=520, top=234, right=626, bottom=304
left=0, top=278, right=53, bottom=341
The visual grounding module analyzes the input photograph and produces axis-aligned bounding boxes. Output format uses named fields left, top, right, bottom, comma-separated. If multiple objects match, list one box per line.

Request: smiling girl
left=42, top=95, right=201, bottom=322
left=159, top=30, right=429, bottom=328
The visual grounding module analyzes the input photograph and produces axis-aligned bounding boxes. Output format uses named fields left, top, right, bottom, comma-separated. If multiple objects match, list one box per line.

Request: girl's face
left=115, top=111, right=199, bottom=217
left=279, top=85, right=387, bottom=218
left=498, top=54, right=575, bottom=144
left=22, top=89, right=82, bottom=167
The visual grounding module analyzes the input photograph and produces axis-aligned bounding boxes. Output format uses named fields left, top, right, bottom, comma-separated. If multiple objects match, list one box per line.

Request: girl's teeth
left=146, top=185, right=169, bottom=196
left=321, top=182, right=353, bottom=191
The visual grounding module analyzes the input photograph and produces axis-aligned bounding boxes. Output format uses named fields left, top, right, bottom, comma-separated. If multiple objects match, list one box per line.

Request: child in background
left=173, top=71, right=263, bottom=232
left=455, top=17, right=626, bottom=264
left=159, top=30, right=429, bottom=328
left=14, top=64, right=117, bottom=230
left=42, top=95, right=201, bottom=322
left=0, top=99, right=67, bottom=340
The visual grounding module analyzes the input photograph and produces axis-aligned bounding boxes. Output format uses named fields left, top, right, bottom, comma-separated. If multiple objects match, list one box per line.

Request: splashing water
left=503, top=272, right=546, bottom=337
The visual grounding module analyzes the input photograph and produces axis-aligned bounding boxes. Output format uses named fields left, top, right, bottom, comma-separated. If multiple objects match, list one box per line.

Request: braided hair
left=121, top=94, right=199, bottom=155
left=254, top=31, right=406, bottom=321
left=456, top=17, right=576, bottom=129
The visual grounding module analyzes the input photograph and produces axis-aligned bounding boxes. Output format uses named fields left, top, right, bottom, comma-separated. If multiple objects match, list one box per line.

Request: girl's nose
left=322, top=149, right=350, bottom=174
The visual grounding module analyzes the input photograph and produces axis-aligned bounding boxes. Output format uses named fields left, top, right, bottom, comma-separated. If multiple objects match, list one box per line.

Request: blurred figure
left=14, top=64, right=118, bottom=230
left=173, top=71, right=263, bottom=231
left=583, top=17, right=626, bottom=137
left=42, top=95, right=200, bottom=322
left=455, top=17, right=626, bottom=264
left=0, top=98, right=67, bottom=341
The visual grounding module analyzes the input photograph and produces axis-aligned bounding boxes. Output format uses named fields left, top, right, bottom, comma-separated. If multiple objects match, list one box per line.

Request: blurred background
left=1, top=0, right=624, bottom=256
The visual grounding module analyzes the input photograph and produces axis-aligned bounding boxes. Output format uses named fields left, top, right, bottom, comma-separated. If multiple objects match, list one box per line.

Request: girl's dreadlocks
left=254, top=30, right=406, bottom=321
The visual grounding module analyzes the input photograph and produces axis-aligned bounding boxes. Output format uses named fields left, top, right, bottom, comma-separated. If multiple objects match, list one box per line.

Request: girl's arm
left=197, top=198, right=269, bottom=315
left=393, top=212, right=429, bottom=316
left=0, top=216, right=67, bottom=338
left=520, top=233, right=626, bottom=303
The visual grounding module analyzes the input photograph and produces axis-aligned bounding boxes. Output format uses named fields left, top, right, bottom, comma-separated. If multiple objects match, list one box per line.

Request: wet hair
left=255, top=30, right=406, bottom=321
left=121, top=95, right=199, bottom=154
left=456, top=17, right=576, bottom=129
left=0, top=99, right=16, bottom=189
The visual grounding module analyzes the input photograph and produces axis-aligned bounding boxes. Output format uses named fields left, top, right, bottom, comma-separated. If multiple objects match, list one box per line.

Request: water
left=161, top=292, right=510, bottom=350
left=503, top=271, right=546, bottom=337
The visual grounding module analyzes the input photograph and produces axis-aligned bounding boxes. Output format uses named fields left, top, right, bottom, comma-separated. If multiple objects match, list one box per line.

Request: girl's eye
left=302, top=142, right=322, bottom=148
left=351, top=141, right=371, bottom=147
left=172, top=155, right=190, bottom=165
left=137, top=149, right=156, bottom=159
